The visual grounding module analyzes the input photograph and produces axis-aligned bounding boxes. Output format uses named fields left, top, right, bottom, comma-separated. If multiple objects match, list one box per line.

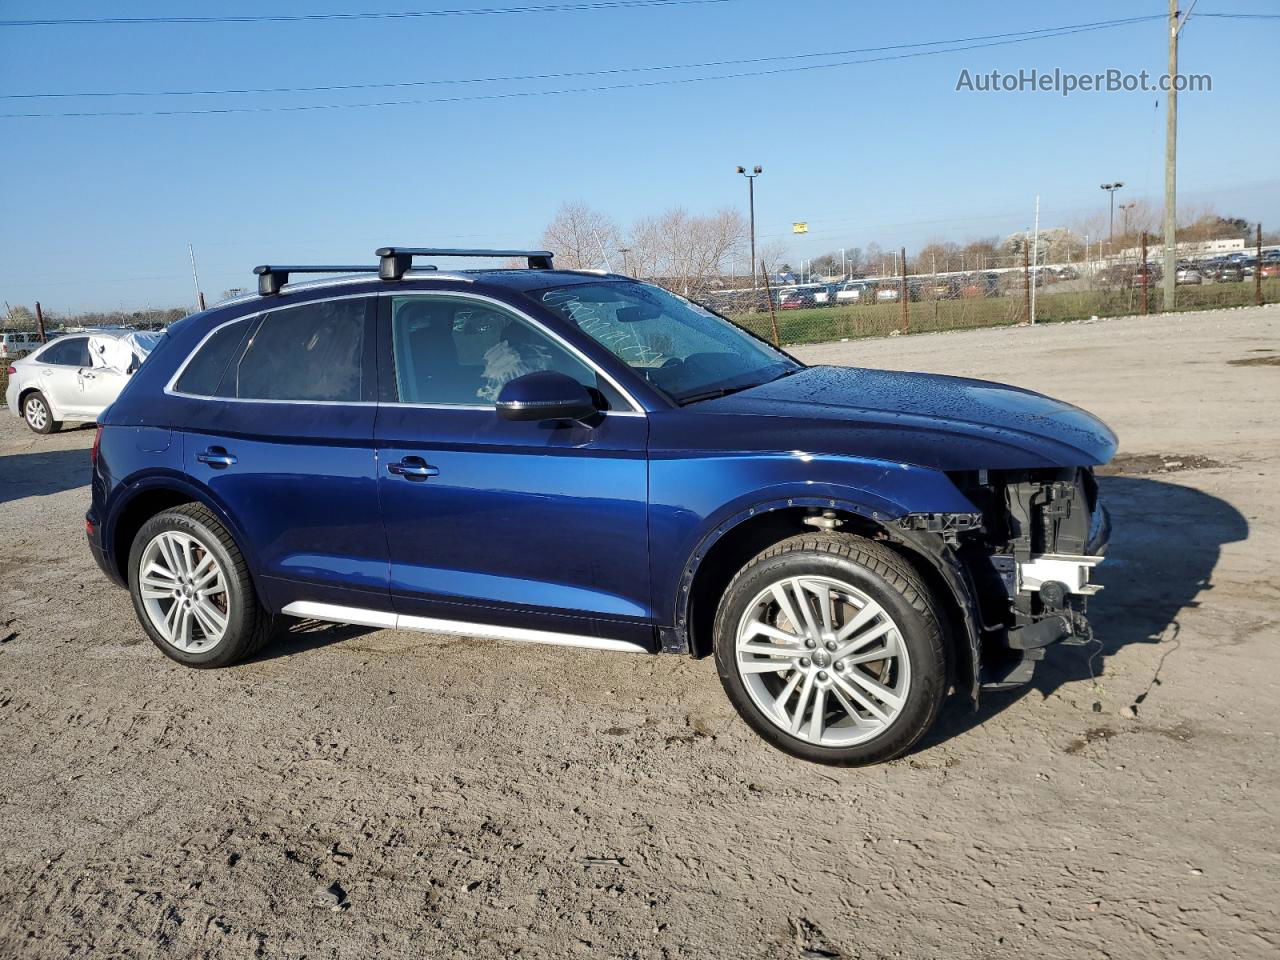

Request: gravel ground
left=2, top=306, right=1278, bottom=959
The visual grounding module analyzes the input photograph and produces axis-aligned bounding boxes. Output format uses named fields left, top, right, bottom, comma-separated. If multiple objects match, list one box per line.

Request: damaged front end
left=945, top=467, right=1110, bottom=690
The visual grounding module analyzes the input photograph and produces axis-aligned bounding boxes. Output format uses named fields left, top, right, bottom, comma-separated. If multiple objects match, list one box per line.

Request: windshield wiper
left=678, top=384, right=756, bottom=405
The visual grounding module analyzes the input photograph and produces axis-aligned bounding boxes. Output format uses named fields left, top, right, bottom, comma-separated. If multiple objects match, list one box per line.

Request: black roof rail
left=375, top=247, right=554, bottom=281
left=252, top=264, right=379, bottom=297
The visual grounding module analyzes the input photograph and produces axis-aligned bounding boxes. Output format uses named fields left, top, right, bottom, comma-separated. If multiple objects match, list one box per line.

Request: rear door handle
left=196, top=446, right=237, bottom=468
left=388, top=456, right=439, bottom=481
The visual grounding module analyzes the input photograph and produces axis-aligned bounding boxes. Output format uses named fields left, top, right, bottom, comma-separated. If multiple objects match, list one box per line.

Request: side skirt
left=280, top=601, right=653, bottom=654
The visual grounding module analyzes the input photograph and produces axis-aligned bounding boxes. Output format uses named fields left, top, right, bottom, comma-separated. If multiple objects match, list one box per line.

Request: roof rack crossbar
left=375, top=247, right=554, bottom=281
left=252, top=264, right=380, bottom=297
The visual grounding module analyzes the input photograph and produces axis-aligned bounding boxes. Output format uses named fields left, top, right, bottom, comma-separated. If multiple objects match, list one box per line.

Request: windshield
left=537, top=281, right=800, bottom=403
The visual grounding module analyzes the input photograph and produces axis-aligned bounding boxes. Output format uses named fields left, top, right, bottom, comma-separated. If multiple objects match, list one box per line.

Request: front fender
left=648, top=451, right=977, bottom=627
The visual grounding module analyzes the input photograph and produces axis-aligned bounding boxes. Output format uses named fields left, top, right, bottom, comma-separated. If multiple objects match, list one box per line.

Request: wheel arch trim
left=672, top=493, right=984, bottom=703
left=103, top=474, right=268, bottom=600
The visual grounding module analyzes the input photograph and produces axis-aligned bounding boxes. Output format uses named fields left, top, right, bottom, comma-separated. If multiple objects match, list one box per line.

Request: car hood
left=693, top=365, right=1117, bottom=469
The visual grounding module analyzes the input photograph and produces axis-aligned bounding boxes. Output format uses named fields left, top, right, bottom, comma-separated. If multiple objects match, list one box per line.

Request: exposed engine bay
left=947, top=467, right=1109, bottom=689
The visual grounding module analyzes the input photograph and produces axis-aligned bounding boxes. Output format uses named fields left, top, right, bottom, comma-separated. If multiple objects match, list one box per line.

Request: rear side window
left=230, top=299, right=367, bottom=402
left=173, top=319, right=251, bottom=396
left=40, top=337, right=91, bottom=366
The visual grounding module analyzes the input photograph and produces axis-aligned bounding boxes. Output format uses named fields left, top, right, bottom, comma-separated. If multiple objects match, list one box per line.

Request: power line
left=2, top=16, right=1163, bottom=100
left=0, top=0, right=738, bottom=28
left=0, top=19, right=1160, bottom=119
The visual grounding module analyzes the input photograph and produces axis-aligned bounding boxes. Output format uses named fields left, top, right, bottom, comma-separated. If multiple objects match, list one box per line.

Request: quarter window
left=173, top=319, right=252, bottom=397
left=389, top=296, right=616, bottom=407
left=230, top=299, right=367, bottom=402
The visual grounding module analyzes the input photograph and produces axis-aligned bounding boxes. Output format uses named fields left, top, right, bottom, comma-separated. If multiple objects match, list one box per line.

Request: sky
left=0, top=0, right=1277, bottom=313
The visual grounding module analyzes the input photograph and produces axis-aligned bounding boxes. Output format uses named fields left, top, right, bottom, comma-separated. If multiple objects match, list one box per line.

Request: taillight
left=91, top=425, right=104, bottom=467
left=5, top=366, right=14, bottom=376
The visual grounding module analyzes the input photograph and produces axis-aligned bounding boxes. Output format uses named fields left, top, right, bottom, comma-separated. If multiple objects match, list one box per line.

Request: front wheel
left=128, top=503, right=275, bottom=668
left=23, top=391, right=60, bottom=434
left=713, top=533, right=950, bottom=766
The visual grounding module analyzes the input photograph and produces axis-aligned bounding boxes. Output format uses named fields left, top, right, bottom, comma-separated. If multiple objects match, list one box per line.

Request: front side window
left=537, top=281, right=799, bottom=404
left=40, top=337, right=91, bottom=367
left=389, top=296, right=608, bottom=407
left=230, top=299, right=366, bottom=402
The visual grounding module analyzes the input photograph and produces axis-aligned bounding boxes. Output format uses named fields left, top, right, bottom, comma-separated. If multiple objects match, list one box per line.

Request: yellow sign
left=792, top=222, right=808, bottom=234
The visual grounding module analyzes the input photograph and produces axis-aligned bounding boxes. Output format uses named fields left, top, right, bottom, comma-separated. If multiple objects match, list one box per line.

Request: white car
left=834, top=281, right=869, bottom=303
left=0, top=332, right=43, bottom=358
left=5, top=329, right=161, bottom=434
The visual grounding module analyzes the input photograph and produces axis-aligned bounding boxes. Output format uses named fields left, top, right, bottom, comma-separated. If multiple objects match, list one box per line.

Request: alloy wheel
left=734, top=575, right=911, bottom=747
left=137, top=531, right=231, bottom=652
left=24, top=397, right=48, bottom=431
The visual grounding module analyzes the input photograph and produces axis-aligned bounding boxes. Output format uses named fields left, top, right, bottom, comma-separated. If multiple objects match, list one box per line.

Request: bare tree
left=757, top=239, right=789, bottom=280
left=625, top=207, right=746, bottom=294
left=540, top=202, right=622, bottom=271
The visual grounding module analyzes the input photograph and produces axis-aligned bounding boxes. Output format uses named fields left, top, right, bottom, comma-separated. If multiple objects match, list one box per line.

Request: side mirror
left=496, top=370, right=597, bottom=422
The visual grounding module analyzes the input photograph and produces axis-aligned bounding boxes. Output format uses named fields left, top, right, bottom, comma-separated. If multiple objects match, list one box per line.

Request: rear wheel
left=23, top=392, right=60, bottom=434
left=128, top=503, right=275, bottom=667
left=713, top=533, right=949, bottom=766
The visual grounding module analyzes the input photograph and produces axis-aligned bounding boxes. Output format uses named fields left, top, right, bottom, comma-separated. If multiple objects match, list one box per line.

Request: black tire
left=127, top=503, right=275, bottom=668
left=712, top=533, right=950, bottom=766
left=22, top=391, right=61, bottom=435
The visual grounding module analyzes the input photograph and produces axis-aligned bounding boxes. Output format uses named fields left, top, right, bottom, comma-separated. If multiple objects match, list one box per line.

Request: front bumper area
left=976, top=478, right=1111, bottom=690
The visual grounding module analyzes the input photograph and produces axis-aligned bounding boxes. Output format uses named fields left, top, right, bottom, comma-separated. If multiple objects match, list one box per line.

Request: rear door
left=169, top=295, right=388, bottom=615
left=374, top=292, right=652, bottom=647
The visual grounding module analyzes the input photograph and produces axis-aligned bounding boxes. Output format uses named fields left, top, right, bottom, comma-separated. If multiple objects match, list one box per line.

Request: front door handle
left=388, top=456, right=439, bottom=481
left=196, top=446, right=237, bottom=468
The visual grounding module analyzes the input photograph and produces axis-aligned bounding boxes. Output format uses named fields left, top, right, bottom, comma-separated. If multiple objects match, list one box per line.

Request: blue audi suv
left=87, top=247, right=1114, bottom=765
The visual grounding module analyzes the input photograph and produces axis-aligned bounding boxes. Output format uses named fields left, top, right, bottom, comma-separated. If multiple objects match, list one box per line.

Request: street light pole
left=1100, top=182, right=1124, bottom=254
left=617, top=246, right=632, bottom=277
left=736, top=165, right=763, bottom=292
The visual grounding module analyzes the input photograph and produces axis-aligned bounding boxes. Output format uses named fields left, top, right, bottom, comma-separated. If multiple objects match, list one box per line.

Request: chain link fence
left=694, top=236, right=1278, bottom=347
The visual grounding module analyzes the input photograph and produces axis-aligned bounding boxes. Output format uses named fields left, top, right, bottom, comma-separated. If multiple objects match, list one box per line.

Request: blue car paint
left=90, top=271, right=1117, bottom=659
left=374, top=404, right=651, bottom=625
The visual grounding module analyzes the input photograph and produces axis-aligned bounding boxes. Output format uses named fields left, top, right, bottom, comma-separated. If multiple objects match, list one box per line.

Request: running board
left=280, top=601, right=651, bottom=654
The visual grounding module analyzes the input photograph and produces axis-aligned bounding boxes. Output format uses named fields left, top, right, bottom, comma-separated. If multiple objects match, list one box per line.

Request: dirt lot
left=2, top=306, right=1278, bottom=959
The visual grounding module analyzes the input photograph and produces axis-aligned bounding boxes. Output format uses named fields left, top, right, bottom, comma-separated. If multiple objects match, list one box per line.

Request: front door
left=33, top=336, right=91, bottom=418
left=374, top=293, right=652, bottom=647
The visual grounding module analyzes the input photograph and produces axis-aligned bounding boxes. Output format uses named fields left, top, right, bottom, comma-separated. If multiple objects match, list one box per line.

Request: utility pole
left=617, top=247, right=631, bottom=276
left=591, top=230, right=613, bottom=272
left=34, top=301, right=47, bottom=343
left=188, top=243, right=206, bottom=311
left=1162, top=0, right=1183, bottom=311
